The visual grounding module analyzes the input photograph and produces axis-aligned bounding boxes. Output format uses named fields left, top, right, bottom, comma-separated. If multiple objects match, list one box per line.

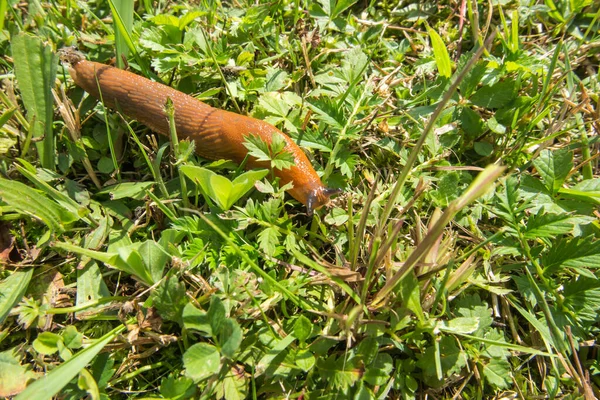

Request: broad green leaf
left=295, top=349, right=315, bottom=372
left=563, top=277, right=600, bottom=323
left=230, top=169, right=270, bottom=204
left=459, top=107, right=484, bottom=137
left=216, top=367, right=247, bottom=400
left=16, top=325, right=125, bottom=400
left=0, top=268, right=32, bottom=325
left=181, top=166, right=268, bottom=210
left=482, top=357, right=511, bottom=389
left=12, top=33, right=57, bottom=169
left=62, top=326, right=83, bottom=350
left=356, top=336, right=379, bottom=366
left=15, top=161, right=85, bottom=222
left=428, top=28, right=452, bottom=78
left=208, top=296, right=226, bottom=336
left=560, top=178, right=600, bottom=204
left=264, top=68, right=288, bottom=92
left=470, top=80, right=516, bottom=109
left=182, top=303, right=212, bottom=336
left=437, top=317, right=480, bottom=334
left=417, top=336, right=466, bottom=386
left=77, top=369, right=100, bottom=400
left=316, top=354, right=360, bottom=388
left=219, top=319, right=242, bottom=358
left=331, top=0, right=358, bottom=19
left=474, top=142, right=494, bottom=156
left=362, top=353, right=393, bottom=386
left=138, top=240, right=170, bottom=283
left=533, top=149, right=572, bottom=195
left=183, top=343, right=220, bottom=382
left=152, top=275, right=187, bottom=323
left=293, top=315, right=312, bottom=343
left=256, top=334, right=296, bottom=375
left=53, top=242, right=157, bottom=286
left=0, top=349, right=38, bottom=398
left=159, top=375, right=195, bottom=400
left=32, top=332, right=62, bottom=355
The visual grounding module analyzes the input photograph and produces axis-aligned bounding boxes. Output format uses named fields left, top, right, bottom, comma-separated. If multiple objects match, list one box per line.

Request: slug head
left=306, top=187, right=343, bottom=216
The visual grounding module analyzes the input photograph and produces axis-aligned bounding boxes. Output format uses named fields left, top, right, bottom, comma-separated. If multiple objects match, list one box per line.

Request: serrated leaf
left=183, top=343, right=220, bottom=382
left=542, top=237, right=600, bottom=273
left=482, top=357, right=511, bottom=389
left=533, top=149, right=572, bottom=195
left=257, top=227, right=280, bottom=257
left=524, top=212, right=594, bottom=238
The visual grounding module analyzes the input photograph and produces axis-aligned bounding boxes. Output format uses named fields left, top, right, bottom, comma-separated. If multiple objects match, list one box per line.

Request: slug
left=59, top=49, right=339, bottom=215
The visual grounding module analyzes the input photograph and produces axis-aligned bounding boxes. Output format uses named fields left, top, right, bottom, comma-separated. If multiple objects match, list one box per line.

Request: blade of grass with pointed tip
left=0, top=177, right=76, bottom=232
left=0, top=269, right=33, bottom=325
left=106, top=0, right=152, bottom=78
left=111, top=0, right=133, bottom=69
left=376, top=31, right=497, bottom=238
left=15, top=324, right=126, bottom=400
left=428, top=27, right=452, bottom=78
left=11, top=33, right=57, bottom=169
left=371, top=165, right=505, bottom=308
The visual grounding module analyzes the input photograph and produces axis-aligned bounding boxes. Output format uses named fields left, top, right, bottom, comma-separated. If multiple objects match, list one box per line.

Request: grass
left=0, top=0, right=599, bottom=399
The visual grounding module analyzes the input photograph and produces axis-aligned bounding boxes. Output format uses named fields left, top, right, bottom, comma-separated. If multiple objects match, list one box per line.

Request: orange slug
left=59, top=49, right=339, bottom=214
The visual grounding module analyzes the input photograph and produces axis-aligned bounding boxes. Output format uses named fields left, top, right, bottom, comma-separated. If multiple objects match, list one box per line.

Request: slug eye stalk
left=306, top=187, right=343, bottom=216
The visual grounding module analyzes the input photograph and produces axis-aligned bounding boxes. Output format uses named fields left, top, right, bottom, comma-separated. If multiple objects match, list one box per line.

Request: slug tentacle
left=60, top=49, right=340, bottom=213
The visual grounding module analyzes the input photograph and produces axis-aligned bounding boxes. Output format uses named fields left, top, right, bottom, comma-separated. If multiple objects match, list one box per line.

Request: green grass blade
left=371, top=165, right=505, bottom=307
left=0, top=269, right=33, bottom=325
left=11, top=33, right=57, bottom=169
left=0, top=177, right=74, bottom=232
left=15, top=324, right=126, bottom=400
left=111, top=0, right=133, bottom=69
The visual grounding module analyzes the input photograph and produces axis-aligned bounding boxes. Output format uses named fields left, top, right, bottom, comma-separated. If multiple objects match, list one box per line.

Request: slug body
left=62, top=51, right=338, bottom=213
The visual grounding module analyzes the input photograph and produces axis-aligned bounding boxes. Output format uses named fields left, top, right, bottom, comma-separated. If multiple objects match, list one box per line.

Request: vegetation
left=0, top=0, right=599, bottom=398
